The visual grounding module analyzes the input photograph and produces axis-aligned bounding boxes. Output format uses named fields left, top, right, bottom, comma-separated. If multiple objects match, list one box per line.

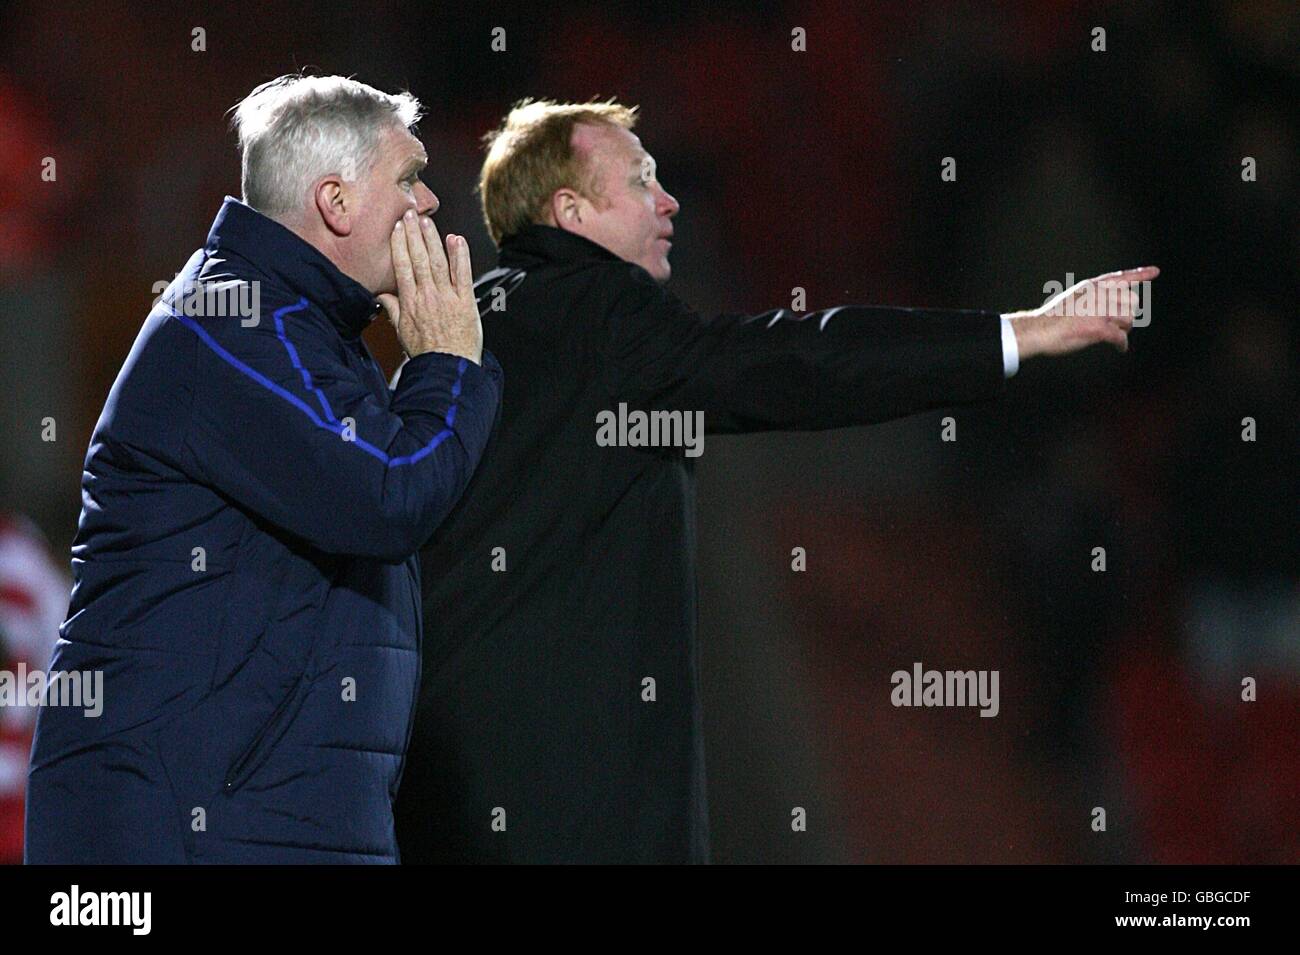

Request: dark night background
left=1, top=0, right=1295, bottom=863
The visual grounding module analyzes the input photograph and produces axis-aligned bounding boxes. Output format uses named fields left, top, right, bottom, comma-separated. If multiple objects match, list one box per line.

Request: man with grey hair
left=25, top=73, right=499, bottom=863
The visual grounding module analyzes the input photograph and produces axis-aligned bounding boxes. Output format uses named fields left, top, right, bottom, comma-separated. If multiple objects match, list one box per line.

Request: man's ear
left=314, top=176, right=352, bottom=237
left=550, top=188, right=584, bottom=232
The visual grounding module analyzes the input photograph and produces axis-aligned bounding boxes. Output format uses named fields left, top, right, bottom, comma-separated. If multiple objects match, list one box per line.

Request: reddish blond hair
left=479, top=98, right=638, bottom=245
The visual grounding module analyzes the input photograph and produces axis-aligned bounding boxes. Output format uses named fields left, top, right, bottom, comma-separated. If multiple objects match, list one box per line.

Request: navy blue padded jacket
left=25, top=197, right=502, bottom=863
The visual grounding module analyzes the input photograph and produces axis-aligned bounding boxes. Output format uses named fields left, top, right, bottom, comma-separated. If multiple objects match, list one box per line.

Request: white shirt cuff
left=999, top=316, right=1020, bottom=378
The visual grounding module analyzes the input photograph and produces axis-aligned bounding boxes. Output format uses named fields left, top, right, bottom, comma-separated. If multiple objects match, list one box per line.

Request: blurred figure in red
left=0, top=514, right=68, bottom=863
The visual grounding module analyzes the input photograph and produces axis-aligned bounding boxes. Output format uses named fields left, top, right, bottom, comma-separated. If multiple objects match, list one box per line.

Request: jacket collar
left=204, top=196, right=380, bottom=338
left=498, top=224, right=625, bottom=270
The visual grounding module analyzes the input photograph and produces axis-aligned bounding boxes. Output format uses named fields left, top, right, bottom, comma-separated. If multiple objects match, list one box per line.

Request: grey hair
left=230, top=73, right=423, bottom=219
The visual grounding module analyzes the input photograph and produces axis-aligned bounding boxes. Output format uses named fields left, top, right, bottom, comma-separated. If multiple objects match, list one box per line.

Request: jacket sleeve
left=597, top=263, right=1006, bottom=434
left=175, top=297, right=502, bottom=561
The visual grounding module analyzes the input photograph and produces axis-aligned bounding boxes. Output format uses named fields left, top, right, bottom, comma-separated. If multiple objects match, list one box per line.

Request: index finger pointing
left=1096, top=266, right=1160, bottom=283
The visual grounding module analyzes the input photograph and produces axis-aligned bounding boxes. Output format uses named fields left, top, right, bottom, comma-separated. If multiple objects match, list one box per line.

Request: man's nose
left=658, top=187, right=680, bottom=218
left=415, top=181, right=439, bottom=216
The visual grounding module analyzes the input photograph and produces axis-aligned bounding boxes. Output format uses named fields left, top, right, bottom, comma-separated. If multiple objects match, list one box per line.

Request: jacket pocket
left=221, top=670, right=309, bottom=794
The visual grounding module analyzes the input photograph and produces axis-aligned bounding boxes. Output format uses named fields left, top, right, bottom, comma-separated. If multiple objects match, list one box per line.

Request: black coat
left=396, top=225, right=1005, bottom=863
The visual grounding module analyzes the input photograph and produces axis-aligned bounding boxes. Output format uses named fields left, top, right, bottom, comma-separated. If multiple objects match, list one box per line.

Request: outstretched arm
left=600, top=263, right=1159, bottom=435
